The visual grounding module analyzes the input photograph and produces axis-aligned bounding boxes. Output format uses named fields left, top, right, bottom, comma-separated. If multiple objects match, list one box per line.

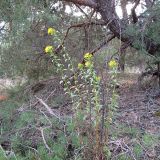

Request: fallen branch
left=35, top=96, right=63, bottom=121
left=39, top=127, right=52, bottom=153
left=0, top=145, right=7, bottom=159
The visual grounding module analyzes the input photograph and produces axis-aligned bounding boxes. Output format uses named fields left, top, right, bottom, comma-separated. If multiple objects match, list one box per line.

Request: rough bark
left=119, top=0, right=128, bottom=71
left=120, top=0, right=128, bottom=20
left=145, top=0, right=154, bottom=8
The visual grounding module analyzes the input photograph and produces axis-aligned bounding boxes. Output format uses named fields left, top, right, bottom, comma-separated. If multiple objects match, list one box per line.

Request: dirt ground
left=112, top=73, right=160, bottom=159
left=118, top=73, right=160, bottom=134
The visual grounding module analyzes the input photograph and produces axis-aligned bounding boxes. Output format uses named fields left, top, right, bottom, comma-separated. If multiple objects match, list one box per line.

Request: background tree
left=1, top=0, right=160, bottom=81
left=0, top=0, right=106, bottom=80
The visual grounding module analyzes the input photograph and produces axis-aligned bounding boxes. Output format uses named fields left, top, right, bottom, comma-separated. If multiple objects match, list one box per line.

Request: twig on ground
left=44, top=89, right=56, bottom=101
left=0, top=145, right=8, bottom=159
left=39, top=127, right=52, bottom=153
left=35, top=96, right=63, bottom=121
left=39, top=109, right=53, bottom=126
left=122, top=140, right=137, bottom=160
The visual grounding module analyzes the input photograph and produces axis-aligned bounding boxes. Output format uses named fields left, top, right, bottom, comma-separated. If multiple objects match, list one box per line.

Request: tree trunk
left=120, top=0, right=128, bottom=20
left=158, top=62, right=160, bottom=88
left=118, top=49, right=125, bottom=72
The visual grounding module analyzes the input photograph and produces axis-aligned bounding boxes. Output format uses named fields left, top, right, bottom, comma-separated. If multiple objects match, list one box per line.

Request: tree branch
left=55, top=21, right=107, bottom=54
left=75, top=4, right=90, bottom=18
left=62, top=0, right=98, bottom=8
left=131, top=0, right=140, bottom=23
left=62, top=0, right=160, bottom=55
left=90, top=34, right=115, bottom=55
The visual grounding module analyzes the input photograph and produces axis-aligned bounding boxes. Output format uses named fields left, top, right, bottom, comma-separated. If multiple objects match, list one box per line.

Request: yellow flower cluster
left=84, top=52, right=93, bottom=68
left=45, top=45, right=54, bottom=54
left=77, top=52, right=93, bottom=69
left=77, top=52, right=95, bottom=69
left=108, top=60, right=118, bottom=69
left=48, top=27, right=56, bottom=35
left=84, top=52, right=93, bottom=61
left=85, top=61, right=92, bottom=68
left=44, top=28, right=56, bottom=54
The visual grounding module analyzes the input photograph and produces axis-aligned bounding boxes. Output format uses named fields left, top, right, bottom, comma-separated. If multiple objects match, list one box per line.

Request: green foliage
left=142, top=134, right=159, bottom=148
left=133, top=144, right=143, bottom=158
left=114, top=124, right=139, bottom=138
left=15, top=112, right=35, bottom=128
left=0, top=0, right=105, bottom=81
left=0, top=147, right=7, bottom=160
left=0, top=1, right=57, bottom=79
left=125, top=2, right=160, bottom=60
left=117, top=154, right=132, bottom=160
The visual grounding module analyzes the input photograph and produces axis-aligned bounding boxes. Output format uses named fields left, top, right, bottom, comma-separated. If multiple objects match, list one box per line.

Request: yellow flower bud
left=108, top=118, right=112, bottom=123
left=84, top=53, right=93, bottom=60
left=108, top=60, right=118, bottom=69
left=78, top=63, right=84, bottom=69
left=85, top=61, right=93, bottom=68
left=45, top=45, right=54, bottom=54
left=47, top=27, right=56, bottom=35
left=95, top=76, right=101, bottom=82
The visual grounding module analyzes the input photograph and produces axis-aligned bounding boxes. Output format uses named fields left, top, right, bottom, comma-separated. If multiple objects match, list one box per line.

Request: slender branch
left=131, top=0, right=140, bottom=23
left=75, top=4, right=90, bottom=18
left=39, top=127, right=52, bottom=153
left=55, top=21, right=107, bottom=54
left=90, top=35, right=115, bottom=55
left=0, top=23, right=7, bottom=32
left=62, top=0, right=98, bottom=8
